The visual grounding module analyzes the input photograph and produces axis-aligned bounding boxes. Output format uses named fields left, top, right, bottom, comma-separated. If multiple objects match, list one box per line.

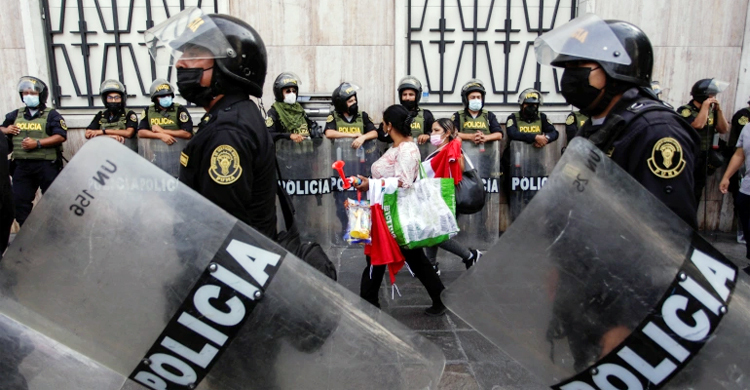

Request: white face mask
left=468, top=98, right=482, bottom=112
left=284, top=93, right=297, bottom=105
left=430, top=134, right=446, bottom=146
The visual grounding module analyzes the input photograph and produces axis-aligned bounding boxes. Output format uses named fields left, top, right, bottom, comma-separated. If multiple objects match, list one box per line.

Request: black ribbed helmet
left=100, top=79, right=127, bottom=106
left=332, top=82, right=357, bottom=114
left=460, top=79, right=486, bottom=107
left=397, top=76, right=423, bottom=105
left=149, top=79, right=175, bottom=99
left=272, top=72, right=301, bottom=102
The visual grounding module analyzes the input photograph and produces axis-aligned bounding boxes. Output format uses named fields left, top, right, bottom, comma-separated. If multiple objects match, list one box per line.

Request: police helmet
left=690, top=78, right=729, bottom=102
left=397, top=76, right=423, bottom=105
left=273, top=72, right=301, bottom=102
left=518, top=88, right=543, bottom=106
left=100, top=79, right=127, bottom=106
left=17, top=76, right=49, bottom=105
left=332, top=82, right=358, bottom=114
left=539, top=15, right=653, bottom=87
left=461, top=79, right=486, bottom=107
left=149, top=79, right=175, bottom=100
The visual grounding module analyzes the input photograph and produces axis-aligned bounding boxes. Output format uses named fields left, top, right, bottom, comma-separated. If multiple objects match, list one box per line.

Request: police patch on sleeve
left=209, top=145, right=242, bottom=185
left=451, top=114, right=456, bottom=121
left=506, top=118, right=514, bottom=128
left=565, top=114, right=575, bottom=125
left=265, top=116, right=274, bottom=127
left=647, top=137, right=686, bottom=179
left=740, top=116, right=749, bottom=126
left=59, top=119, right=68, bottom=130
left=140, top=109, right=146, bottom=119
left=180, top=111, right=189, bottom=123
left=681, top=108, right=692, bottom=118
left=326, top=115, right=333, bottom=123
left=129, top=113, right=137, bottom=122
left=180, top=152, right=189, bottom=167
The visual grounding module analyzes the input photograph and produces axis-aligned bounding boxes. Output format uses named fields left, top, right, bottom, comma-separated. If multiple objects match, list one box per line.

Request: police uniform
left=677, top=101, right=720, bottom=203
left=506, top=111, right=558, bottom=143
left=324, top=111, right=377, bottom=136
left=178, top=93, right=277, bottom=239
left=450, top=109, right=503, bottom=136
left=580, top=88, right=700, bottom=226
left=2, top=105, right=66, bottom=226
left=265, top=105, right=320, bottom=142
left=137, top=103, right=193, bottom=134
left=86, top=109, right=139, bottom=138
left=565, top=111, right=589, bottom=146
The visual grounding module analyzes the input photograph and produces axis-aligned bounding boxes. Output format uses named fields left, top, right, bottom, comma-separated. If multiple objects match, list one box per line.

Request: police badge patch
left=326, top=115, right=334, bottom=123
left=507, top=118, right=514, bottom=128
left=60, top=119, right=68, bottom=130
left=681, top=108, right=692, bottom=118
left=209, top=145, right=242, bottom=185
left=647, top=137, right=686, bottom=179
left=565, top=115, right=575, bottom=126
left=740, top=116, right=749, bottom=126
left=265, top=117, right=274, bottom=127
left=180, top=152, right=189, bottom=167
left=180, top=112, right=189, bottom=123
left=130, top=113, right=137, bottom=122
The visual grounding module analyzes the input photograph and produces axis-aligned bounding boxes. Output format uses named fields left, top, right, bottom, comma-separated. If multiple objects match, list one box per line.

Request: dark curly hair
left=382, top=104, right=415, bottom=137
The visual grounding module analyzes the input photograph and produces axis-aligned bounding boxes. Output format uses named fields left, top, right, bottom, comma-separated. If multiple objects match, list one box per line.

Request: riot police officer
left=324, top=82, right=378, bottom=149
left=146, top=9, right=277, bottom=239
left=536, top=14, right=699, bottom=227
left=0, top=76, right=66, bottom=226
left=397, top=76, right=434, bottom=144
left=677, top=78, right=730, bottom=204
left=506, top=88, right=558, bottom=147
left=266, top=72, right=321, bottom=142
left=137, top=79, right=193, bottom=145
left=451, top=79, right=504, bottom=146
left=564, top=110, right=588, bottom=150
left=85, top=79, right=138, bottom=148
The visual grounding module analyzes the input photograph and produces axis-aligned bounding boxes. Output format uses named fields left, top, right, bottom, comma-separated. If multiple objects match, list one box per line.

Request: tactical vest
left=458, top=110, right=490, bottom=135
left=146, top=104, right=181, bottom=131
left=410, top=109, right=425, bottom=138
left=686, top=104, right=715, bottom=151
left=99, top=110, right=129, bottom=131
left=335, top=113, right=364, bottom=135
left=514, top=111, right=543, bottom=135
left=13, top=107, right=57, bottom=161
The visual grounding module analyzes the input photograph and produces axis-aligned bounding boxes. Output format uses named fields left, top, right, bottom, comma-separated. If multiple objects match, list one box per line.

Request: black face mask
left=401, top=100, right=417, bottom=111
left=177, top=67, right=215, bottom=107
left=105, top=102, right=123, bottom=113
left=521, top=105, right=538, bottom=120
left=348, top=103, right=359, bottom=116
left=560, top=67, right=604, bottom=114
left=694, top=95, right=708, bottom=104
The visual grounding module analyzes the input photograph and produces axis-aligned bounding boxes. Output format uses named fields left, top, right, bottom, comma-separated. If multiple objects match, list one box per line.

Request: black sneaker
left=424, top=304, right=446, bottom=316
left=463, top=249, right=482, bottom=269
left=432, top=262, right=441, bottom=276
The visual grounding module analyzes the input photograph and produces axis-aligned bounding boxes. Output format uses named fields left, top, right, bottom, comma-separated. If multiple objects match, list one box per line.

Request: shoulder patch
left=565, top=114, right=575, bottom=126
left=140, top=109, right=146, bottom=119
left=59, top=119, right=68, bottom=130
left=451, top=114, right=456, bottom=122
left=506, top=118, right=514, bottom=128
left=265, top=116, right=274, bottom=127
left=129, top=113, right=137, bottom=122
left=326, top=115, right=334, bottom=123
left=209, top=145, right=242, bottom=185
left=180, top=152, right=189, bottom=167
left=739, top=116, right=749, bottom=126
left=647, top=137, right=686, bottom=179
left=680, top=108, right=692, bottom=118
left=180, top=111, right=189, bottom=123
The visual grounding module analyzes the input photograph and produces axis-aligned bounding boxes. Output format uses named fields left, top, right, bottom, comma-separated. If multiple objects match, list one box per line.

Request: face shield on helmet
left=691, top=78, right=729, bottom=102
left=17, top=76, right=48, bottom=106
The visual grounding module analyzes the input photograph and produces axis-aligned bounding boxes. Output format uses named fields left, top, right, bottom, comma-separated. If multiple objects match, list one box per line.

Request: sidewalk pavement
left=330, top=231, right=748, bottom=390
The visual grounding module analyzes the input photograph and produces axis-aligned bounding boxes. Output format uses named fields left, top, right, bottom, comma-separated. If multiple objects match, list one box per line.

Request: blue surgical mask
left=23, top=95, right=40, bottom=108
left=468, top=98, right=482, bottom=112
left=158, top=96, right=173, bottom=108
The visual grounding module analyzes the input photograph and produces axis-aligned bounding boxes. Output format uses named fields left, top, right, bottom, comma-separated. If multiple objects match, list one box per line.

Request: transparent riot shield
left=509, top=140, right=560, bottom=221
left=123, top=136, right=138, bottom=152
left=453, top=141, right=501, bottom=249
left=443, top=137, right=749, bottom=389
left=276, top=137, right=332, bottom=245
left=329, top=138, right=379, bottom=246
left=0, top=137, right=444, bottom=390
left=138, top=138, right=190, bottom=177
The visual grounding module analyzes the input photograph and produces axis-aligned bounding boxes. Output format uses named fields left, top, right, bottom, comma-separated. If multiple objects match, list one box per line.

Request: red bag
left=364, top=203, right=404, bottom=283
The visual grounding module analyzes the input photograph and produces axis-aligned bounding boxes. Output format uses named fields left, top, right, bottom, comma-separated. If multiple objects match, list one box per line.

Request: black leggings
left=735, top=192, right=750, bottom=260
left=360, top=248, right=445, bottom=308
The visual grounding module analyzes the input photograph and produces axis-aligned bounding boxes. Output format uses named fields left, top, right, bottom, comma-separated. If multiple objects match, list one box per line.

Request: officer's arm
left=729, top=110, right=746, bottom=148
left=423, top=110, right=435, bottom=135
left=160, top=129, right=192, bottom=139
left=39, top=111, right=67, bottom=147
left=542, top=114, right=559, bottom=142
left=86, top=112, right=102, bottom=130
left=137, top=129, right=162, bottom=139
left=690, top=106, right=708, bottom=130
left=324, top=128, right=356, bottom=139
left=715, top=106, right=730, bottom=134
left=486, top=112, right=503, bottom=141
left=360, top=113, right=378, bottom=141
left=0, top=111, right=17, bottom=136
left=266, top=109, right=291, bottom=142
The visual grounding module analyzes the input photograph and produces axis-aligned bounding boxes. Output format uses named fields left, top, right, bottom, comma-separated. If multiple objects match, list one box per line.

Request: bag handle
left=461, top=149, right=476, bottom=170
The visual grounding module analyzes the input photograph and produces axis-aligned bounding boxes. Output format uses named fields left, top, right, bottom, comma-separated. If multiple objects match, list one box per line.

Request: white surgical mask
left=158, top=96, right=173, bottom=108
left=23, top=95, right=40, bottom=108
left=430, top=134, right=445, bottom=146
left=284, top=93, right=297, bottom=105
left=468, top=98, right=482, bottom=112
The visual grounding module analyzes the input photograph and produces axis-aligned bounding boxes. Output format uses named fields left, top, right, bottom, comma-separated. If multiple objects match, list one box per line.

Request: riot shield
left=453, top=141, right=501, bottom=249
left=0, top=137, right=444, bottom=389
left=508, top=140, right=560, bottom=221
left=276, top=137, right=332, bottom=244
left=138, top=138, right=190, bottom=177
left=443, top=137, right=749, bottom=389
left=123, top=136, right=138, bottom=152
left=329, top=138, right=379, bottom=246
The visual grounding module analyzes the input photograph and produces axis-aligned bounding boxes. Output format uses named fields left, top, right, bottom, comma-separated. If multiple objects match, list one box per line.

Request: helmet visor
left=704, top=79, right=729, bottom=96
left=17, top=77, right=45, bottom=94
left=398, top=76, right=422, bottom=90
left=145, top=7, right=235, bottom=66
left=535, top=13, right=632, bottom=67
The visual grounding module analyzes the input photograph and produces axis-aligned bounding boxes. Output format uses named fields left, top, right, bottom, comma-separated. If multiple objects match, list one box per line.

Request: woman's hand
left=353, top=175, right=369, bottom=192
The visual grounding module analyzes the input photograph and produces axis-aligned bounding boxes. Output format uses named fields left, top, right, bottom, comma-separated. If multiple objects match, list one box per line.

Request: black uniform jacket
left=580, top=88, right=700, bottom=227
left=179, top=94, right=277, bottom=239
